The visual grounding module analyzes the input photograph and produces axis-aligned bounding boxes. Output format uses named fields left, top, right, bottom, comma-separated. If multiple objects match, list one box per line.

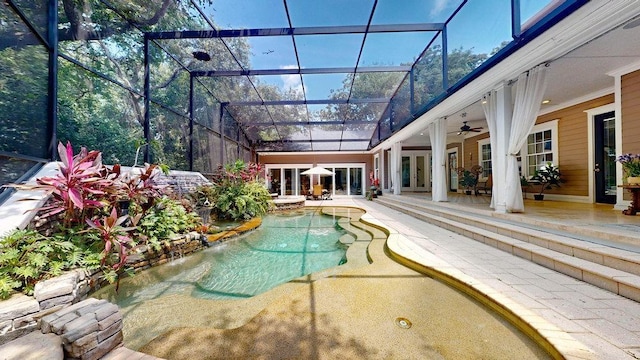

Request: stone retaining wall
left=0, top=269, right=89, bottom=346
left=40, top=298, right=122, bottom=360
left=124, top=232, right=204, bottom=274
left=0, top=232, right=203, bottom=355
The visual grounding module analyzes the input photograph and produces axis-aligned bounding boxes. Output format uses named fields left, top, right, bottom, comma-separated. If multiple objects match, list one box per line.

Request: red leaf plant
left=85, top=207, right=135, bottom=271
left=34, top=141, right=116, bottom=226
left=112, top=163, right=168, bottom=215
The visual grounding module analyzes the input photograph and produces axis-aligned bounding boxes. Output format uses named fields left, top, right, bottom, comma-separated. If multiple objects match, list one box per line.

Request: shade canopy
left=301, top=166, right=335, bottom=176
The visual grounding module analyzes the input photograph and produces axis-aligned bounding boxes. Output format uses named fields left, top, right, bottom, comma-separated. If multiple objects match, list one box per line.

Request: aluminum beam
left=191, top=66, right=411, bottom=77
left=148, top=23, right=444, bottom=40
left=226, top=98, right=389, bottom=106
left=241, top=120, right=374, bottom=126
left=258, top=138, right=370, bottom=143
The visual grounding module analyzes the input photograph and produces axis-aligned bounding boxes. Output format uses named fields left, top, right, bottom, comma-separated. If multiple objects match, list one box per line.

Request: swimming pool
left=94, top=208, right=349, bottom=305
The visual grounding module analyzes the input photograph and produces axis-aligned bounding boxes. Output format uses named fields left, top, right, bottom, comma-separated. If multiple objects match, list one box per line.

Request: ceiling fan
left=456, top=121, right=483, bottom=135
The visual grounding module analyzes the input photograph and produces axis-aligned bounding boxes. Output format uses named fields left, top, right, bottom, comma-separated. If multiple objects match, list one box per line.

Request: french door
left=401, top=152, right=430, bottom=192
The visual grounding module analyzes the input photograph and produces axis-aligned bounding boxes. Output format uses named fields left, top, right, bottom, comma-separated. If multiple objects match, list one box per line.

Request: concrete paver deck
left=347, top=196, right=640, bottom=360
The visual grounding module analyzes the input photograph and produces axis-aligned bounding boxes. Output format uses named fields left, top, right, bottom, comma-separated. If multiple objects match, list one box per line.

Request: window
left=524, top=120, right=559, bottom=177
left=478, top=139, right=491, bottom=178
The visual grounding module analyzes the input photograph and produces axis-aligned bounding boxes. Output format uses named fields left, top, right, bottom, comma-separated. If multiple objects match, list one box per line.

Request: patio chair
left=312, top=184, right=323, bottom=200
left=477, top=174, right=492, bottom=195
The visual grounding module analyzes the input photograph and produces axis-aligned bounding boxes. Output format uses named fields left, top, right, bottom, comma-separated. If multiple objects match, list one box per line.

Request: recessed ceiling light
left=542, top=99, right=551, bottom=104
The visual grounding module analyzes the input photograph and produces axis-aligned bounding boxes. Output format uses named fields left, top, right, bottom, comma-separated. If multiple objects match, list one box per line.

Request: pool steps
left=374, top=195, right=640, bottom=303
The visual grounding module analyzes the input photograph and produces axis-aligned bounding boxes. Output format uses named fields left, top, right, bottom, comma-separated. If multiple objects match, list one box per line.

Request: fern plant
left=134, top=196, right=201, bottom=250
left=207, top=161, right=273, bottom=221
left=0, top=228, right=98, bottom=299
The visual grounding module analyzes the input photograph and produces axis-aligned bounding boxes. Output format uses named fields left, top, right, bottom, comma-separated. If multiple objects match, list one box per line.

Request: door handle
left=594, top=163, right=600, bottom=172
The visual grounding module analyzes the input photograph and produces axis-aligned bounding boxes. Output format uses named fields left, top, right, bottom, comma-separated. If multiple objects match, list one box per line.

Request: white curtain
left=482, top=91, right=499, bottom=209
left=390, top=142, right=402, bottom=194
left=428, top=118, right=448, bottom=202
left=506, top=64, right=549, bottom=212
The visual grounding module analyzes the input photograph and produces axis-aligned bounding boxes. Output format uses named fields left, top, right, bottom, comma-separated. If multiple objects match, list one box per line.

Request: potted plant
left=520, top=176, right=531, bottom=198
left=530, top=162, right=562, bottom=200
left=617, top=153, right=640, bottom=185
left=459, top=170, right=477, bottom=195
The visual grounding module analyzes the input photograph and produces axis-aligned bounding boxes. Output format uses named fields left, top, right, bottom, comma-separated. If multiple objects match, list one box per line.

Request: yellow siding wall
left=622, top=70, right=640, bottom=155
left=258, top=153, right=373, bottom=172
left=536, top=95, right=614, bottom=196
left=463, top=133, right=489, bottom=169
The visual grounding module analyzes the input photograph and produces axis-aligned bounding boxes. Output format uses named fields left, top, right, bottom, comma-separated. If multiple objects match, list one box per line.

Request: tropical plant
left=0, top=228, right=100, bottom=299
left=85, top=207, right=136, bottom=274
left=5, top=141, right=176, bottom=288
left=617, top=153, right=640, bottom=177
left=531, top=162, right=563, bottom=195
left=111, top=163, right=168, bottom=215
left=134, top=196, right=201, bottom=250
left=190, top=184, right=216, bottom=208
left=208, top=160, right=273, bottom=221
left=31, top=141, right=114, bottom=226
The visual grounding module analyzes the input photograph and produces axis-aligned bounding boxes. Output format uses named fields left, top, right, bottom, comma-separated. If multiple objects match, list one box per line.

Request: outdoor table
left=618, top=185, right=640, bottom=215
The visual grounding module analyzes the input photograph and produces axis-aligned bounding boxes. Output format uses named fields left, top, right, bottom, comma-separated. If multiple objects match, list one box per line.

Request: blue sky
left=197, top=0, right=555, bottom=100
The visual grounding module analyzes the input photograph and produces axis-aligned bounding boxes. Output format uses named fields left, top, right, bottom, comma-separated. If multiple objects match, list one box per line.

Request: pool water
left=94, top=208, right=348, bottom=304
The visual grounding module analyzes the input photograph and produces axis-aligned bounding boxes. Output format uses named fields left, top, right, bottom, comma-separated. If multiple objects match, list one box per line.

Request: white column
left=493, top=83, right=512, bottom=213
left=390, top=142, right=402, bottom=195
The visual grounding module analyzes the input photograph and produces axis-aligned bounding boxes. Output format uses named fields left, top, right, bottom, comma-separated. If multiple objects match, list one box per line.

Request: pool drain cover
left=395, top=317, right=412, bottom=329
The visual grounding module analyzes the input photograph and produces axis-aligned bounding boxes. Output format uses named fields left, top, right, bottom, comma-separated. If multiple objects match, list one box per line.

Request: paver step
left=376, top=196, right=640, bottom=302
left=377, top=196, right=640, bottom=275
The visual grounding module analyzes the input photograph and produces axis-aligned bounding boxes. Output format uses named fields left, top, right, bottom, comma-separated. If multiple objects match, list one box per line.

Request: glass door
left=401, top=152, right=430, bottom=191
left=594, top=111, right=616, bottom=204
left=349, top=168, right=363, bottom=195
left=401, top=156, right=411, bottom=188
left=415, top=155, right=427, bottom=191
left=284, top=169, right=294, bottom=195
left=448, top=150, right=458, bottom=192
left=335, top=168, right=347, bottom=195
left=267, top=168, right=282, bottom=195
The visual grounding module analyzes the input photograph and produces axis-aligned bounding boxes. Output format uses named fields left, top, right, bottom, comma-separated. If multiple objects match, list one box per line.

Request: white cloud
left=280, top=65, right=305, bottom=94
left=430, top=0, right=450, bottom=18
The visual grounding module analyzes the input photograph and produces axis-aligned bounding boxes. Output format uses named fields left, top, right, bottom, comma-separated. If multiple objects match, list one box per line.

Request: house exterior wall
left=536, top=94, right=614, bottom=197
left=622, top=69, right=640, bottom=155
left=258, top=153, right=372, bottom=170
left=463, top=133, right=489, bottom=170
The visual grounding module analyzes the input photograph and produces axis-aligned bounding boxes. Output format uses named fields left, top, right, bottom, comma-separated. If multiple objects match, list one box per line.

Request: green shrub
left=134, top=196, right=201, bottom=250
left=206, top=161, right=273, bottom=221
left=0, top=228, right=101, bottom=299
left=213, top=180, right=273, bottom=221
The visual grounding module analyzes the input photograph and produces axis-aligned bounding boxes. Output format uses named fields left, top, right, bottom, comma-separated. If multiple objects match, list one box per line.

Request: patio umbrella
left=301, top=166, right=334, bottom=184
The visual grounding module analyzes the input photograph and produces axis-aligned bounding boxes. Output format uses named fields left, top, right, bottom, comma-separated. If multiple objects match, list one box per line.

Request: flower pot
left=534, top=194, right=544, bottom=201
left=465, top=190, right=472, bottom=195
left=627, top=176, right=640, bottom=185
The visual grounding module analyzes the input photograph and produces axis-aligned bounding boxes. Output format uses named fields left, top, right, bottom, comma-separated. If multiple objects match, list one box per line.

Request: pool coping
left=315, top=205, right=561, bottom=359
left=357, top=210, right=564, bottom=360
